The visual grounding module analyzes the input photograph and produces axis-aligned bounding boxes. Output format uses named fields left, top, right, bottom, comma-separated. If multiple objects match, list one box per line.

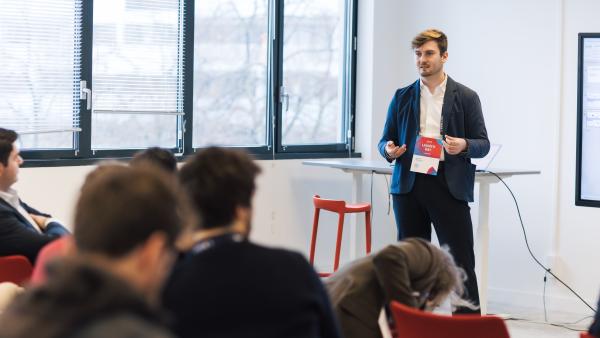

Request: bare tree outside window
left=1, top=0, right=353, bottom=157
left=193, top=0, right=346, bottom=148
left=193, top=0, right=269, bottom=148
left=91, top=0, right=184, bottom=150
left=0, top=0, right=81, bottom=150
left=282, top=0, right=345, bottom=145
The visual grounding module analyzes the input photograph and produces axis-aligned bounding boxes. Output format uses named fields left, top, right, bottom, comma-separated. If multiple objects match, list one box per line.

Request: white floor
left=487, top=302, right=592, bottom=338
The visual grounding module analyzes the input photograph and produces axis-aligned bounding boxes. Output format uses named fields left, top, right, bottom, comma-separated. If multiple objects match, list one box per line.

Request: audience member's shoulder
left=247, top=241, right=310, bottom=266
left=73, top=314, right=175, bottom=338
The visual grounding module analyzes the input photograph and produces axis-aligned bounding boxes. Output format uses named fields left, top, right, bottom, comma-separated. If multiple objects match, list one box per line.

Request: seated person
left=130, top=147, right=177, bottom=173
left=0, top=128, right=69, bottom=264
left=0, top=165, right=184, bottom=337
left=162, top=147, right=341, bottom=338
left=325, top=238, right=476, bottom=338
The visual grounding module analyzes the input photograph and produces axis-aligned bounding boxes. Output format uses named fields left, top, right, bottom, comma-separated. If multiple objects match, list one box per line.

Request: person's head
left=411, top=29, right=448, bottom=79
left=424, top=244, right=477, bottom=311
left=0, top=128, right=23, bottom=191
left=130, top=147, right=177, bottom=173
left=179, top=147, right=261, bottom=236
left=74, top=164, right=185, bottom=300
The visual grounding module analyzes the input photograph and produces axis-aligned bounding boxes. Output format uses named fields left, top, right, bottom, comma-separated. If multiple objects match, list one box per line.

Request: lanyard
left=440, top=113, right=445, bottom=139
left=190, top=233, right=244, bottom=255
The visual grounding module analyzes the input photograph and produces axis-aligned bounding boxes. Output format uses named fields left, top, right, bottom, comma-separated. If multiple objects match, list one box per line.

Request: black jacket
left=163, top=236, right=342, bottom=338
left=0, top=260, right=174, bottom=338
left=0, top=198, right=69, bottom=263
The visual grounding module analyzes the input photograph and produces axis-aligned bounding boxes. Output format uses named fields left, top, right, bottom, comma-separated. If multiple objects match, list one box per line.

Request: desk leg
left=475, top=180, right=490, bottom=315
left=350, top=172, right=363, bottom=260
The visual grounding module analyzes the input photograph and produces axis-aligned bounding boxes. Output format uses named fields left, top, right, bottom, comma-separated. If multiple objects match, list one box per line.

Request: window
left=90, top=0, right=186, bottom=151
left=192, top=0, right=269, bottom=148
left=0, top=0, right=82, bottom=151
left=0, top=0, right=357, bottom=163
left=281, top=0, right=347, bottom=146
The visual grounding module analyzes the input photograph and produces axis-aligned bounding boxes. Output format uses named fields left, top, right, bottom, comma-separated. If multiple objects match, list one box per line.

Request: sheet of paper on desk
left=472, top=144, right=501, bottom=171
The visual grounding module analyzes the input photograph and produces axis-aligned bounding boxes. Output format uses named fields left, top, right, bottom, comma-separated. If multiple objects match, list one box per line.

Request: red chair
left=390, top=301, right=511, bottom=338
left=0, top=255, right=33, bottom=286
left=581, top=333, right=596, bottom=338
left=309, top=195, right=371, bottom=277
left=31, top=236, right=73, bottom=286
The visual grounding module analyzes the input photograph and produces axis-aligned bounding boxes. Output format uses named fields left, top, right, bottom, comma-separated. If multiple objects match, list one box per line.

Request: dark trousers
left=392, top=164, right=480, bottom=314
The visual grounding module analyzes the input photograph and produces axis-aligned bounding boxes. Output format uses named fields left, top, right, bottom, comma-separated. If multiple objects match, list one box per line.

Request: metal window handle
left=279, top=85, right=289, bottom=112
left=80, top=80, right=92, bottom=111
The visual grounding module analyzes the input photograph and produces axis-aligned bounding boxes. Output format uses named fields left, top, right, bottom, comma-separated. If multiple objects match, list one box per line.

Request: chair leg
left=309, top=208, right=320, bottom=266
left=333, top=212, right=345, bottom=272
left=365, top=210, right=372, bottom=254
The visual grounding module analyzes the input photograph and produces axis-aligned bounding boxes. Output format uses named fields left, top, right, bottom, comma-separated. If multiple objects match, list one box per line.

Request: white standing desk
left=303, top=158, right=540, bottom=314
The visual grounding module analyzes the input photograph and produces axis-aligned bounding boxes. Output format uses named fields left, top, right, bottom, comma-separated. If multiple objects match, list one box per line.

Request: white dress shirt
left=419, top=74, right=447, bottom=160
left=0, top=189, right=43, bottom=233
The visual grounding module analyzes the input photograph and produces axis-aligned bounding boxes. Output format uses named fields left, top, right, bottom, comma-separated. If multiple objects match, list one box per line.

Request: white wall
left=553, top=0, right=600, bottom=312
left=15, top=161, right=361, bottom=272
left=356, top=0, right=600, bottom=315
left=13, top=0, right=600, bottom=316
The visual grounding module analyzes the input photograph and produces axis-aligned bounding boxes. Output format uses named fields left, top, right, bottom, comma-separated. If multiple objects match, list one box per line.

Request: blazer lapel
left=441, top=76, right=458, bottom=137
left=0, top=198, right=38, bottom=231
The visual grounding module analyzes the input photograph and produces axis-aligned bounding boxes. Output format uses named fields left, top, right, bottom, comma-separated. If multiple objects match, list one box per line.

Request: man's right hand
left=385, top=141, right=407, bottom=159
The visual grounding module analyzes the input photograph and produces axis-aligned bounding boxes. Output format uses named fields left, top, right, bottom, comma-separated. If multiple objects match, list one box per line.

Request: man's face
left=0, top=143, right=23, bottom=189
left=414, top=40, right=447, bottom=78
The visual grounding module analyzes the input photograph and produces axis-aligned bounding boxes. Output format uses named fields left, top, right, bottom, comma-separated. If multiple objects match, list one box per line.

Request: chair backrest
left=0, top=255, right=33, bottom=286
left=581, top=332, right=596, bottom=338
left=313, top=195, right=346, bottom=212
left=30, top=236, right=73, bottom=286
left=390, top=301, right=511, bottom=338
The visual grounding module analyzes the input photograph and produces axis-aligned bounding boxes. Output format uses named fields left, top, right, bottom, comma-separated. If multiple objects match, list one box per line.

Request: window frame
left=16, top=0, right=358, bottom=166
left=274, top=0, right=357, bottom=155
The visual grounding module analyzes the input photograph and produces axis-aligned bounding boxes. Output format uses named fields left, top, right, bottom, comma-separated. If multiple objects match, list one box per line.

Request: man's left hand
left=443, top=136, right=467, bottom=155
left=29, top=213, right=49, bottom=231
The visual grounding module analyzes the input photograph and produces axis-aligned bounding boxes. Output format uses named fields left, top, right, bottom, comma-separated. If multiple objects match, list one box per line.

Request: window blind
left=0, top=0, right=82, bottom=144
left=90, top=0, right=186, bottom=149
left=92, top=0, right=186, bottom=116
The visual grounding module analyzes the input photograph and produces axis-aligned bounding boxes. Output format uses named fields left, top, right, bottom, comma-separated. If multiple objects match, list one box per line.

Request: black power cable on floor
left=481, top=169, right=597, bottom=313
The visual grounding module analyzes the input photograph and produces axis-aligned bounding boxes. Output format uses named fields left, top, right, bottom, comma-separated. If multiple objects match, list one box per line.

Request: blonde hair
left=430, top=245, right=478, bottom=311
left=411, top=29, right=448, bottom=55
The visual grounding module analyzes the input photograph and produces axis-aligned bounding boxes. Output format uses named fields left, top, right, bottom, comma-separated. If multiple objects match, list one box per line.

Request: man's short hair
left=0, top=128, right=18, bottom=166
left=411, top=29, right=448, bottom=55
left=179, top=147, right=261, bottom=230
left=74, top=164, right=184, bottom=257
left=131, top=147, right=177, bottom=173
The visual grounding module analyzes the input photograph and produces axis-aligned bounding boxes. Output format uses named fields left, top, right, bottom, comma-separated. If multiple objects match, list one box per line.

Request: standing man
left=0, top=128, right=70, bottom=263
left=378, top=29, right=489, bottom=313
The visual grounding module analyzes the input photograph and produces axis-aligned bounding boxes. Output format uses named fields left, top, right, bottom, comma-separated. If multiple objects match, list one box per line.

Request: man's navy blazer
left=0, top=198, right=68, bottom=263
left=378, top=77, right=490, bottom=202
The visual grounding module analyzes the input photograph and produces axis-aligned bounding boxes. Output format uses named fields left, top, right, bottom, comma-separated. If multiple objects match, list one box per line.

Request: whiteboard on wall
left=576, top=33, right=600, bottom=207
